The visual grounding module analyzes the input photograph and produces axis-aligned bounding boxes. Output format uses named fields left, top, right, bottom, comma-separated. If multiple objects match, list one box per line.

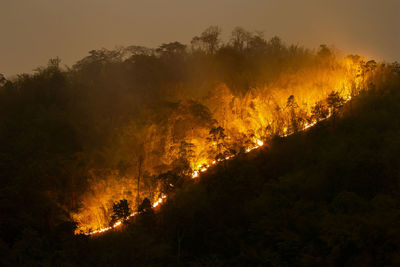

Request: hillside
left=1, top=27, right=400, bottom=266
left=73, top=74, right=400, bottom=266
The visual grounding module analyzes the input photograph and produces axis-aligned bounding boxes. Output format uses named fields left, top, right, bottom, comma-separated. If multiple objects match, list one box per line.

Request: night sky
left=1, top=0, right=399, bottom=76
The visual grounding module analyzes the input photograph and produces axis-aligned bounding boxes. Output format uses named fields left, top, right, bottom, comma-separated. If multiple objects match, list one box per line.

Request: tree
left=177, top=141, right=195, bottom=161
left=268, top=36, right=285, bottom=54
left=317, top=44, right=334, bottom=60
left=138, top=198, right=152, bottom=213
left=327, top=91, right=345, bottom=115
left=156, top=42, right=186, bottom=57
left=286, top=95, right=298, bottom=109
left=230, top=27, right=251, bottom=51
left=364, top=60, right=377, bottom=73
left=168, top=140, right=195, bottom=175
left=207, top=126, right=230, bottom=161
left=136, top=146, right=145, bottom=205
left=110, top=199, right=131, bottom=226
left=170, top=141, right=194, bottom=178
left=0, top=73, right=6, bottom=87
left=391, top=61, right=400, bottom=75
left=48, top=57, right=61, bottom=70
left=125, top=45, right=154, bottom=57
left=248, top=31, right=267, bottom=52
left=191, top=26, right=222, bottom=54
left=137, top=197, right=155, bottom=228
left=286, top=95, right=301, bottom=132
left=311, top=101, right=329, bottom=122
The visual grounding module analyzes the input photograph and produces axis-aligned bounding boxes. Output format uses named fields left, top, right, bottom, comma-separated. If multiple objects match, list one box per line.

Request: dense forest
left=1, top=26, right=400, bottom=266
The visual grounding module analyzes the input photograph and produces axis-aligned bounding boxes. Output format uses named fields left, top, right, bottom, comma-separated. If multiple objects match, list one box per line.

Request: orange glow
left=73, top=57, right=366, bottom=235
left=153, top=195, right=167, bottom=208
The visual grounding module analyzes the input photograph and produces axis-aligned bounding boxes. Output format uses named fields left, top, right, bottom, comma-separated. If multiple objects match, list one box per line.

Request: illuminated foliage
left=1, top=26, right=387, bottom=234
left=71, top=44, right=371, bottom=233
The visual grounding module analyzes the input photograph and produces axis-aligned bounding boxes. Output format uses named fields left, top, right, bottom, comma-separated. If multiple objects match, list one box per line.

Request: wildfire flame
left=191, top=138, right=264, bottom=179
left=83, top=90, right=354, bottom=236
left=152, top=195, right=167, bottom=208
left=85, top=195, right=166, bottom=235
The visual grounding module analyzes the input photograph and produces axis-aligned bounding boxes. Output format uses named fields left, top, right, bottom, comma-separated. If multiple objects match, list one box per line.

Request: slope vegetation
left=77, top=71, right=400, bottom=266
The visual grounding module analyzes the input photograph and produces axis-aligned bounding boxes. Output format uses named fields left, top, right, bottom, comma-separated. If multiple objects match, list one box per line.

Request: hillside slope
left=71, top=74, right=400, bottom=266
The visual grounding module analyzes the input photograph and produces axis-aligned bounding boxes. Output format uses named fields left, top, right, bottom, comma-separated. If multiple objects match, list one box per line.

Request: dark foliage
left=110, top=199, right=131, bottom=226
left=1, top=27, right=400, bottom=266
left=73, top=72, right=400, bottom=266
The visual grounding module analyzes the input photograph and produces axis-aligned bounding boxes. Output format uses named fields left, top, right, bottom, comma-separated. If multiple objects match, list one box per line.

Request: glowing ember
left=304, top=121, right=317, bottom=130
left=152, top=196, right=166, bottom=208
left=192, top=170, right=199, bottom=178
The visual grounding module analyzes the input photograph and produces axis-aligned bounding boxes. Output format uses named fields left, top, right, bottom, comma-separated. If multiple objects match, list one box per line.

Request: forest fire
left=2, top=1, right=399, bottom=261
left=190, top=138, right=263, bottom=179
left=84, top=92, right=355, bottom=236
left=87, top=215, right=132, bottom=235
left=84, top=195, right=167, bottom=235
left=84, top=135, right=267, bottom=235
left=69, top=40, right=373, bottom=236
left=77, top=81, right=357, bottom=236
left=78, top=77, right=359, bottom=236
left=85, top=195, right=168, bottom=235
left=85, top=137, right=267, bottom=235
left=84, top=99, right=356, bottom=236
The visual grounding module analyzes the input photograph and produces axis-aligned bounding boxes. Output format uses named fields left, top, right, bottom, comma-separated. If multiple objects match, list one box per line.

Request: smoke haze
left=1, top=0, right=399, bottom=76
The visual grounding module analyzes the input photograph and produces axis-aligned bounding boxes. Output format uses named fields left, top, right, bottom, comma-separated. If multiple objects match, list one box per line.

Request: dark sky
left=1, top=0, right=399, bottom=77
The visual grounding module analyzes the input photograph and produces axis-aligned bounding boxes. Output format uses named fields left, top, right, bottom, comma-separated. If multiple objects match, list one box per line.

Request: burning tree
left=110, top=199, right=131, bottom=226
left=168, top=140, right=195, bottom=178
left=286, top=95, right=308, bottom=133
left=311, top=101, right=329, bottom=122
left=207, top=126, right=227, bottom=160
left=327, top=91, right=345, bottom=115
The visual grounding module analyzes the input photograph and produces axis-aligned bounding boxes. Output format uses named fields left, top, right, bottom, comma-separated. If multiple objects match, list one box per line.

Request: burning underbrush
left=72, top=55, right=378, bottom=234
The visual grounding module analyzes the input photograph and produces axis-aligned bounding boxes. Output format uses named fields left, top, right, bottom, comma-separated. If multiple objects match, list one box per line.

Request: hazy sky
left=1, top=0, right=399, bottom=77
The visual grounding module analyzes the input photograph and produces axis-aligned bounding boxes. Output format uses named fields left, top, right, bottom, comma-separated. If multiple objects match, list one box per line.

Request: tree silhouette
left=207, top=126, right=228, bottom=160
left=230, top=26, right=251, bottom=51
left=364, top=60, right=377, bottom=73
left=327, top=91, right=345, bottom=115
left=0, top=73, right=6, bottom=87
left=156, top=42, right=186, bottom=57
left=110, top=199, right=131, bottom=226
left=191, top=26, right=221, bottom=54
left=392, top=62, right=400, bottom=75
left=286, top=95, right=301, bottom=132
left=138, top=197, right=152, bottom=213
left=311, top=101, right=329, bottom=122
left=177, top=141, right=195, bottom=161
